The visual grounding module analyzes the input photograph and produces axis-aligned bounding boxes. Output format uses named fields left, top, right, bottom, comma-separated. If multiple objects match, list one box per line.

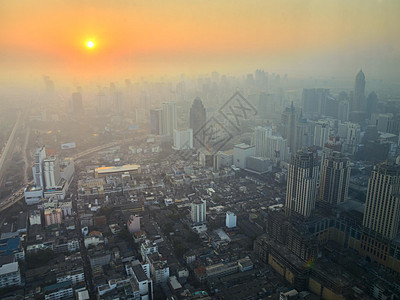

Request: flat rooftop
left=95, top=164, right=141, bottom=174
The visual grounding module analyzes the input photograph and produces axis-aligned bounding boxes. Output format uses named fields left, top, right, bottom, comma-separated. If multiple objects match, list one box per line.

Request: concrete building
left=44, top=208, right=62, bottom=226
left=363, top=162, right=400, bottom=240
left=162, top=102, right=177, bottom=137
left=29, top=210, right=41, bottom=226
left=33, top=146, right=46, bottom=187
left=233, top=143, right=255, bottom=169
left=150, top=108, right=163, bottom=135
left=0, top=261, right=21, bottom=289
left=95, top=164, right=141, bottom=178
left=190, top=97, right=206, bottom=148
left=226, top=211, right=237, bottom=228
left=173, top=128, right=193, bottom=150
left=191, top=199, right=206, bottom=224
left=43, top=156, right=62, bottom=189
left=338, top=122, right=360, bottom=155
left=128, top=215, right=140, bottom=234
left=215, top=151, right=233, bottom=170
left=131, top=264, right=153, bottom=300
left=285, top=149, right=319, bottom=218
left=353, top=70, right=366, bottom=112
left=140, top=240, right=158, bottom=262
left=281, top=103, right=298, bottom=153
left=319, top=152, right=350, bottom=205
left=313, top=120, right=330, bottom=148
left=254, top=126, right=289, bottom=162
left=24, top=185, right=43, bottom=205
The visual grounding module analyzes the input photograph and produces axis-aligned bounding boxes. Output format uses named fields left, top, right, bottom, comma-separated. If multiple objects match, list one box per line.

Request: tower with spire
left=353, top=70, right=366, bottom=112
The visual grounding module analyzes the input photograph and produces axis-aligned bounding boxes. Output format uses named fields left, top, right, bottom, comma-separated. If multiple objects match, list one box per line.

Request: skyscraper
left=254, top=126, right=289, bottom=162
left=285, top=149, right=319, bottom=218
left=43, top=156, right=61, bottom=189
left=313, top=120, right=330, bottom=148
left=353, top=70, right=366, bottom=112
left=162, top=102, right=177, bottom=137
left=281, top=103, right=298, bottom=154
left=363, top=162, right=400, bottom=240
left=150, top=108, right=163, bottom=135
left=319, top=152, right=350, bottom=205
left=189, top=97, right=206, bottom=148
left=33, top=147, right=46, bottom=188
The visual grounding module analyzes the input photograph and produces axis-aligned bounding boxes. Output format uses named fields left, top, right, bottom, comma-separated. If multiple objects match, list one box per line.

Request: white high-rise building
left=226, top=212, right=237, bottom=228
left=43, top=156, right=61, bottom=189
left=173, top=129, right=193, bottom=150
left=162, top=102, right=177, bottom=136
left=191, top=199, right=206, bottom=224
left=313, top=120, right=330, bottom=148
left=363, top=162, right=400, bottom=240
left=33, top=146, right=46, bottom=187
left=338, top=122, right=360, bottom=154
left=285, top=149, right=319, bottom=218
left=319, top=152, right=350, bottom=205
left=254, top=126, right=289, bottom=162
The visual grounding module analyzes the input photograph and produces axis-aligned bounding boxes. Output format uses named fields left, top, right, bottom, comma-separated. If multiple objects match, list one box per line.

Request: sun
left=87, top=41, right=94, bottom=48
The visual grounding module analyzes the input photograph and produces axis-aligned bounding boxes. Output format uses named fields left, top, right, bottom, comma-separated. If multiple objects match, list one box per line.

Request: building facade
left=363, top=162, right=400, bottom=240
left=319, top=152, right=350, bottom=205
left=285, top=149, right=319, bottom=218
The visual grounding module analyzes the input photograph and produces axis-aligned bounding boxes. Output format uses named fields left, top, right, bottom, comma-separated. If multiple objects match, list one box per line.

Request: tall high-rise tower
left=313, top=120, right=330, bottom=148
left=285, top=149, right=319, bottom=218
left=43, top=156, right=61, bottom=190
left=189, top=97, right=206, bottom=147
left=33, top=147, right=46, bottom=187
left=150, top=108, right=163, bottom=135
left=363, top=162, right=400, bottom=240
left=162, top=102, right=177, bottom=137
left=353, top=70, right=366, bottom=112
left=191, top=199, right=206, bottom=224
left=281, top=103, right=298, bottom=154
left=319, top=152, right=350, bottom=205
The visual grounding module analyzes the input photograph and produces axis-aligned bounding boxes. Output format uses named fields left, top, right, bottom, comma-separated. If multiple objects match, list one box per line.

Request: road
left=0, top=112, right=23, bottom=183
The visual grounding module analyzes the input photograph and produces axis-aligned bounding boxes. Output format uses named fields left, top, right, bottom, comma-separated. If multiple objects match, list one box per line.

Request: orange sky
left=0, top=0, right=399, bottom=83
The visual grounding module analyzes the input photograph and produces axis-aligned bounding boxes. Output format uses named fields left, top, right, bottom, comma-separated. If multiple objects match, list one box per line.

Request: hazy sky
left=1, top=0, right=399, bottom=83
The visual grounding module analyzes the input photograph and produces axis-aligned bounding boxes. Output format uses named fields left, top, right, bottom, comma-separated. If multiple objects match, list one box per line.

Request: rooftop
left=132, top=264, right=147, bottom=282
left=96, top=165, right=141, bottom=174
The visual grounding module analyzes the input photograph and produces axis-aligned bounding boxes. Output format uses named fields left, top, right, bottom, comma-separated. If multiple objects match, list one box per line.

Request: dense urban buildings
left=2, top=67, right=400, bottom=299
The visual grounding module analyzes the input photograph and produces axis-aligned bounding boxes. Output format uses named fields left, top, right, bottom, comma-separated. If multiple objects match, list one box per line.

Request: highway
left=0, top=112, right=23, bottom=184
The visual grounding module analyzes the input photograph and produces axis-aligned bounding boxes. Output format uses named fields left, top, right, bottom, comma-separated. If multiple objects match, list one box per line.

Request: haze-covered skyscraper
left=189, top=97, right=206, bottom=148
left=281, top=103, right=298, bottom=154
left=353, top=70, right=366, bottom=112
left=319, top=152, right=350, bottom=205
left=363, top=162, right=400, bottom=240
left=150, top=108, right=163, bottom=135
left=285, top=149, right=319, bottom=218
left=162, top=102, right=177, bottom=137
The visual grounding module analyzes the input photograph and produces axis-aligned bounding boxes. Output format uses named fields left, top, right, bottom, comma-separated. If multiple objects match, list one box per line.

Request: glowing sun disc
left=87, top=41, right=94, bottom=48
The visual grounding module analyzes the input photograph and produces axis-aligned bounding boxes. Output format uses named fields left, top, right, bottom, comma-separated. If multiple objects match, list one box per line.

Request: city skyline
left=1, top=0, right=399, bottom=85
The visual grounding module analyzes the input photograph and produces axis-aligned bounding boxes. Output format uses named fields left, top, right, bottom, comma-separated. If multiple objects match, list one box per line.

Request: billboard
left=61, top=142, right=76, bottom=150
